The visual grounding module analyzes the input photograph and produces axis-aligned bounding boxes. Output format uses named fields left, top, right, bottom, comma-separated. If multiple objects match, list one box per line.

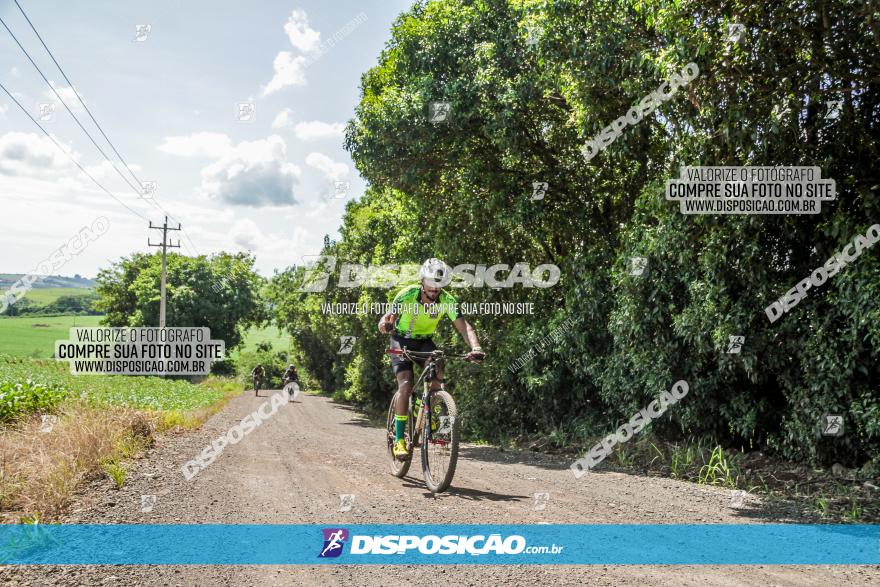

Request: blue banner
left=1, top=524, right=877, bottom=565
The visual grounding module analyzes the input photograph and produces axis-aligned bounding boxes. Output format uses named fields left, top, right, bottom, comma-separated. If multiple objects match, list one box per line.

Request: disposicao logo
left=319, top=528, right=349, bottom=558
left=317, top=530, right=560, bottom=558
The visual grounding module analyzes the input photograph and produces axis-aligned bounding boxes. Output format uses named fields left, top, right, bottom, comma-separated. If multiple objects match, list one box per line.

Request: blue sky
left=0, top=0, right=412, bottom=276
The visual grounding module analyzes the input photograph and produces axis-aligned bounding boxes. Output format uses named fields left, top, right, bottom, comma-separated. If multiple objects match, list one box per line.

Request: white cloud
left=9, top=66, right=20, bottom=78
left=201, top=135, right=301, bottom=207
left=284, top=9, right=321, bottom=53
left=0, top=103, right=8, bottom=117
left=84, top=160, right=118, bottom=180
left=229, top=218, right=261, bottom=249
left=293, top=120, right=345, bottom=141
left=44, top=81, right=84, bottom=113
left=229, top=217, right=309, bottom=253
left=158, top=132, right=233, bottom=158
left=305, top=152, right=348, bottom=181
left=0, top=131, right=76, bottom=179
left=271, top=108, right=295, bottom=130
left=262, top=51, right=307, bottom=96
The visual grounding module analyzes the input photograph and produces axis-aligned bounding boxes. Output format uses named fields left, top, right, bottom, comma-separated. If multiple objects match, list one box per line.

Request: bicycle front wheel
left=421, top=390, right=459, bottom=493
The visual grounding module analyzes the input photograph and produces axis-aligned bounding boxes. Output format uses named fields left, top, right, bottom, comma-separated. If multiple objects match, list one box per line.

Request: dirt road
left=2, top=390, right=878, bottom=586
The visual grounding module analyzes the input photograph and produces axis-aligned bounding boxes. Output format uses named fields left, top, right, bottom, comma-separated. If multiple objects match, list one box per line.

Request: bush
left=0, top=380, right=68, bottom=423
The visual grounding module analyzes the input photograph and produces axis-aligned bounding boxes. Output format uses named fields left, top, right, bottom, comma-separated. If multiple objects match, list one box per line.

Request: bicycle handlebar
left=385, top=348, right=479, bottom=361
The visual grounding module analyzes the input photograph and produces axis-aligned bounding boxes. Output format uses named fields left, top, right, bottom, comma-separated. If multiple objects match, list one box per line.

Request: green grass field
left=0, top=315, right=103, bottom=358
left=21, top=288, right=94, bottom=305
left=0, top=316, right=286, bottom=360
left=231, top=324, right=289, bottom=358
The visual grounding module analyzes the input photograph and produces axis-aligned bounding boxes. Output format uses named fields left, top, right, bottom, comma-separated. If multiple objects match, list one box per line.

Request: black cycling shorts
left=389, top=334, right=437, bottom=375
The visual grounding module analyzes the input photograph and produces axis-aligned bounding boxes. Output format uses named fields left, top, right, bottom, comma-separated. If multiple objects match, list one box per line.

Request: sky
left=0, top=0, right=413, bottom=278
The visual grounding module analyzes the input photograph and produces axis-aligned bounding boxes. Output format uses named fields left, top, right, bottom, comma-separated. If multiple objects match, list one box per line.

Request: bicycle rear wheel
left=386, top=391, right=413, bottom=478
left=421, top=390, right=459, bottom=493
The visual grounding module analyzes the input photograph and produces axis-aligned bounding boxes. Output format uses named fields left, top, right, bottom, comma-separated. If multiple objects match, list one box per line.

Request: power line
left=0, top=14, right=146, bottom=197
left=0, top=79, right=149, bottom=221
left=13, top=0, right=145, bottom=189
left=4, top=6, right=204, bottom=257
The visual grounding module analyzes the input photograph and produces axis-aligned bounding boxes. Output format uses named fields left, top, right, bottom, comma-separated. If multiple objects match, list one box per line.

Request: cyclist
left=282, top=363, right=299, bottom=386
left=377, top=258, right=484, bottom=459
left=251, top=364, right=265, bottom=391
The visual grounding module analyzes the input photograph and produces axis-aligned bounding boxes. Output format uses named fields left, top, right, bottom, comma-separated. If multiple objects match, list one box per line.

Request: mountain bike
left=253, top=375, right=264, bottom=396
left=385, top=347, right=470, bottom=493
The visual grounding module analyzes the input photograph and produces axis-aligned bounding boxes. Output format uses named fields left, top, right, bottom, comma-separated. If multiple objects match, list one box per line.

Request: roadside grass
left=0, top=404, right=156, bottom=518
left=503, top=425, right=878, bottom=523
left=101, top=462, right=127, bottom=489
left=0, top=357, right=241, bottom=521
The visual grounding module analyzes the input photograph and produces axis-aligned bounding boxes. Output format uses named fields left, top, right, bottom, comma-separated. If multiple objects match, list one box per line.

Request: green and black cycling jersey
left=391, top=284, right=458, bottom=339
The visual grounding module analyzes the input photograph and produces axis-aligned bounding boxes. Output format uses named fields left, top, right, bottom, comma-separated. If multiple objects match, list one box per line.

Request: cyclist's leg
left=391, top=369, right=412, bottom=456
left=389, top=336, right=414, bottom=450
left=394, top=370, right=413, bottom=416
left=424, top=339, right=443, bottom=391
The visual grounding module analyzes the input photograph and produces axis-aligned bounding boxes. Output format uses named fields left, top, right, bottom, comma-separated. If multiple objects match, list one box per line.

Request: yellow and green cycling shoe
left=392, top=439, right=409, bottom=460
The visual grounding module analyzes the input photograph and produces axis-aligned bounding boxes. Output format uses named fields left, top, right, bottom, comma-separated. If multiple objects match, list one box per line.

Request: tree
left=95, top=252, right=267, bottom=351
left=276, top=0, right=879, bottom=469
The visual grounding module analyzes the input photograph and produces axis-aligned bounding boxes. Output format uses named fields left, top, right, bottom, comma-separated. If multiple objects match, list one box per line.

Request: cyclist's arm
left=452, top=316, right=481, bottom=352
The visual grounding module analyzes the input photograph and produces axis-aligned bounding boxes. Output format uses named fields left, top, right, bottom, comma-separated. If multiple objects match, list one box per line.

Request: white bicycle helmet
left=419, top=257, right=450, bottom=285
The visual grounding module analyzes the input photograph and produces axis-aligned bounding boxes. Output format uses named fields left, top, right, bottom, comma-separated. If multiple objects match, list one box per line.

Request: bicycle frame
left=387, top=347, right=467, bottom=449
left=412, top=351, right=441, bottom=443
left=385, top=346, right=477, bottom=492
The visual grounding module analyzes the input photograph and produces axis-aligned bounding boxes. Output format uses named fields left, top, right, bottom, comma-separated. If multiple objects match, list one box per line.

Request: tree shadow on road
left=332, top=402, right=386, bottom=428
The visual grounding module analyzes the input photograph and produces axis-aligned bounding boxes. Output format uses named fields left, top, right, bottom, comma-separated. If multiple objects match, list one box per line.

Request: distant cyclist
left=251, top=364, right=265, bottom=393
left=282, top=364, right=299, bottom=386
left=377, top=258, right=484, bottom=459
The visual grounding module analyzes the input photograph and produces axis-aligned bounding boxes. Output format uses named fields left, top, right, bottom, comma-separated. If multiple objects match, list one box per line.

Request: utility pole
left=148, top=216, right=181, bottom=328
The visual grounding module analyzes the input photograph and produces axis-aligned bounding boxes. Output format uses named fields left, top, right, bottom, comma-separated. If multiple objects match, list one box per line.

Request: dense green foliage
left=271, top=0, right=879, bottom=469
left=3, top=294, right=100, bottom=317
left=0, top=356, right=231, bottom=421
left=95, top=252, right=267, bottom=352
left=0, top=378, right=68, bottom=422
